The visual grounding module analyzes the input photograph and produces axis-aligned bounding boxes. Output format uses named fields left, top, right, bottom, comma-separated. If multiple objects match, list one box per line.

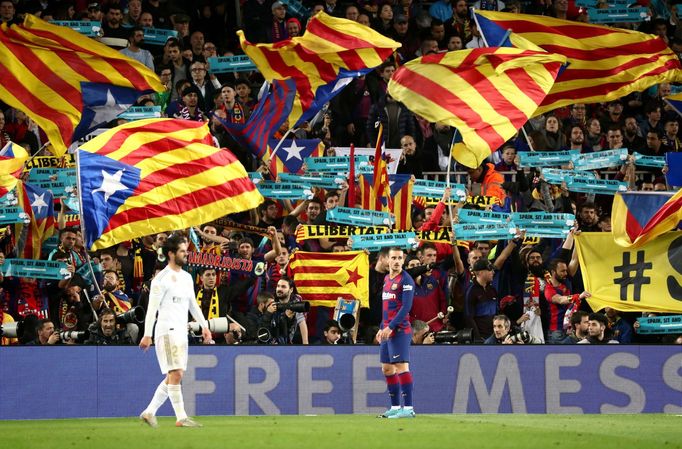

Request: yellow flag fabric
left=575, top=232, right=682, bottom=313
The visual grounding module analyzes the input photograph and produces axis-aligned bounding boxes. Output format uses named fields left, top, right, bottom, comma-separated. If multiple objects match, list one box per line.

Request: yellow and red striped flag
left=288, top=251, right=369, bottom=307
left=0, top=15, right=164, bottom=157
left=239, top=12, right=400, bottom=127
left=78, top=119, right=264, bottom=251
left=15, top=180, right=55, bottom=259
left=0, top=142, right=28, bottom=197
left=388, top=48, right=565, bottom=168
left=475, top=10, right=682, bottom=115
left=359, top=173, right=413, bottom=230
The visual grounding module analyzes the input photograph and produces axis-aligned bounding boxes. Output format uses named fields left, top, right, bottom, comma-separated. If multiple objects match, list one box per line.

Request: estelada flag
left=78, top=118, right=263, bottom=250
left=0, top=141, right=28, bottom=197
left=289, top=250, right=369, bottom=307
left=612, top=190, right=682, bottom=248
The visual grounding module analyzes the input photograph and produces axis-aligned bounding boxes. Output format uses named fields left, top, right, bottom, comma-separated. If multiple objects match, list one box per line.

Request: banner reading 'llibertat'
left=575, top=231, right=682, bottom=313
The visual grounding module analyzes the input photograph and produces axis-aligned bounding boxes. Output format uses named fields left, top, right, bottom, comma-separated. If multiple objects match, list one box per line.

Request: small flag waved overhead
left=239, top=12, right=400, bottom=126
left=79, top=119, right=263, bottom=251
left=15, top=180, right=55, bottom=259
left=267, top=138, right=324, bottom=177
left=0, top=15, right=164, bottom=156
left=216, top=78, right=296, bottom=160
left=289, top=250, right=369, bottom=307
left=0, top=142, right=28, bottom=197
left=388, top=48, right=565, bottom=168
left=612, top=191, right=682, bottom=248
left=360, top=174, right=414, bottom=230
left=475, top=10, right=682, bottom=115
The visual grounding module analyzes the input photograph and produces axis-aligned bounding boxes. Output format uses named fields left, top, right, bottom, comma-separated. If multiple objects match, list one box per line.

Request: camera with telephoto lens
left=0, top=320, right=25, bottom=339
left=274, top=301, right=310, bottom=313
left=431, top=328, right=474, bottom=344
left=508, top=330, right=531, bottom=344
left=115, top=306, right=145, bottom=325
left=58, top=330, right=89, bottom=342
left=188, top=317, right=229, bottom=334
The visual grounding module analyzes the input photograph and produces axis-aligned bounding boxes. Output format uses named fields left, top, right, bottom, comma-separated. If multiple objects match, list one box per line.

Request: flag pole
left=266, top=126, right=299, bottom=167
left=73, top=148, right=103, bottom=319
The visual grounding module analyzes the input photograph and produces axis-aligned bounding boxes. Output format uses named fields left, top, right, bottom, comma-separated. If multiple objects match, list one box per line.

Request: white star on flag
left=30, top=192, right=48, bottom=215
left=89, top=89, right=132, bottom=128
left=93, top=169, right=128, bottom=202
left=283, top=139, right=306, bottom=161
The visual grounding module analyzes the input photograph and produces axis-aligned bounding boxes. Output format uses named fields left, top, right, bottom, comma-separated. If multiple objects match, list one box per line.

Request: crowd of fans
left=0, top=0, right=680, bottom=346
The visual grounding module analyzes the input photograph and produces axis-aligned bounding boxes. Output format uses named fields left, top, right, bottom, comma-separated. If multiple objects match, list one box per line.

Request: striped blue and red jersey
left=382, top=271, right=415, bottom=333
left=544, top=282, right=571, bottom=332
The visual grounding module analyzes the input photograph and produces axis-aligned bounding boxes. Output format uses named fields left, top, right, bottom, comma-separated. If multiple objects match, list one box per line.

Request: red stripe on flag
left=540, top=42, right=673, bottom=63
left=104, top=177, right=258, bottom=231
left=624, top=208, right=643, bottom=242
left=292, top=44, right=338, bottom=81
left=0, top=64, right=74, bottom=144
left=392, top=67, right=505, bottom=146
left=291, top=266, right=343, bottom=274
left=489, top=19, right=634, bottom=39
left=257, top=46, right=316, bottom=110
left=136, top=155, right=242, bottom=193
left=294, top=279, right=342, bottom=288
left=293, top=252, right=359, bottom=261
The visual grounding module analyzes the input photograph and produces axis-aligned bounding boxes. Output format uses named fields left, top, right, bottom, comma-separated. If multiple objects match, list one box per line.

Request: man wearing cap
left=578, top=313, right=619, bottom=344
left=390, top=15, right=419, bottom=61
left=120, top=26, right=154, bottom=71
left=87, top=3, right=103, bottom=22
left=174, top=85, right=207, bottom=122
left=464, top=259, right=498, bottom=340
left=172, top=13, right=191, bottom=42
left=268, top=1, right=288, bottom=43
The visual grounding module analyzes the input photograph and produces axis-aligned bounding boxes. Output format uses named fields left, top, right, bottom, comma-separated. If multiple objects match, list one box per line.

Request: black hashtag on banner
left=613, top=251, right=652, bottom=302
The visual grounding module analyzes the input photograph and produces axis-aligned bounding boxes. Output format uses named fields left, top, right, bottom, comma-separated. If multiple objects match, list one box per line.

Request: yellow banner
left=296, top=225, right=454, bottom=243
left=575, top=232, right=682, bottom=313
left=24, top=154, right=75, bottom=170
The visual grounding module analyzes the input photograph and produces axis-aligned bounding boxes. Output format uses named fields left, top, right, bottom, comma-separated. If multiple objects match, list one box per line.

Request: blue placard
left=588, top=7, right=649, bottom=23
left=511, top=212, right=575, bottom=228
left=208, top=55, right=257, bottom=74
left=63, top=197, right=80, bottom=213
left=279, top=173, right=345, bottom=190
left=42, top=235, right=59, bottom=253
left=280, top=0, right=311, bottom=18
left=305, top=156, right=371, bottom=174
left=117, top=106, right=162, bottom=121
left=518, top=150, right=579, bottom=168
left=50, top=20, right=102, bottom=37
left=453, top=223, right=516, bottom=241
left=412, top=180, right=467, bottom=201
left=0, top=206, right=30, bottom=225
left=572, top=148, right=628, bottom=171
left=637, top=315, right=682, bottom=334
left=350, top=232, right=418, bottom=252
left=248, top=172, right=263, bottom=184
left=458, top=208, right=508, bottom=224
left=34, top=180, right=76, bottom=198
left=575, top=0, right=631, bottom=5
left=3, top=259, right=71, bottom=280
left=567, top=177, right=628, bottom=194
left=327, top=207, right=394, bottom=227
left=541, top=168, right=596, bottom=185
left=0, top=191, right=17, bottom=206
left=632, top=152, right=666, bottom=168
left=142, top=27, right=178, bottom=45
left=518, top=227, right=572, bottom=239
left=29, top=168, right=76, bottom=184
left=256, top=181, right=314, bottom=200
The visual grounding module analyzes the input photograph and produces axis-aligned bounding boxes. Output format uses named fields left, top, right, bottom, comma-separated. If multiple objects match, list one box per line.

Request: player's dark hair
left=162, top=233, right=187, bottom=258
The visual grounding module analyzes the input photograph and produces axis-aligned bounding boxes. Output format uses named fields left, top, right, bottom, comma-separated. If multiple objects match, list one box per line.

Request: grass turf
left=2, top=414, right=681, bottom=449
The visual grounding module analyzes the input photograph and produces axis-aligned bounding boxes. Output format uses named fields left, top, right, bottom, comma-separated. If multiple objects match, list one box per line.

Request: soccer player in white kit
left=139, top=234, right=213, bottom=428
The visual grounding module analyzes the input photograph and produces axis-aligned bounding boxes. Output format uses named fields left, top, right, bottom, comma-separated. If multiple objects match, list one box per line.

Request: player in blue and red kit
left=377, top=247, right=416, bottom=419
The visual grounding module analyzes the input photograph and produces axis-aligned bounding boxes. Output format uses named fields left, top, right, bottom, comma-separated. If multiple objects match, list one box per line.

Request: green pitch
left=2, top=414, right=681, bottom=449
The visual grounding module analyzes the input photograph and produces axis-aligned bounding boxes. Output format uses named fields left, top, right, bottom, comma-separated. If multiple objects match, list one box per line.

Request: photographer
left=243, top=291, right=279, bottom=344
left=26, top=319, right=74, bottom=345
left=272, top=276, right=309, bottom=344
left=86, top=308, right=133, bottom=345
left=484, top=314, right=540, bottom=344
left=411, top=320, right=435, bottom=345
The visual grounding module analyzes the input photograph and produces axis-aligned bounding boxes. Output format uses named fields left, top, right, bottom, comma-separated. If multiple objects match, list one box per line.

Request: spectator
left=174, top=85, right=207, bottom=122
left=541, top=115, right=567, bottom=151
left=466, top=161, right=506, bottom=207
left=120, top=26, right=154, bottom=71
left=102, top=4, right=127, bottom=39
left=322, top=319, right=342, bottom=344
left=578, top=313, right=619, bottom=344
left=465, top=259, right=498, bottom=340
left=605, top=307, right=633, bottom=344
left=623, top=115, right=645, bottom=152
left=562, top=310, right=590, bottom=344
left=86, top=308, right=133, bottom=345
left=543, top=259, right=590, bottom=344
left=189, top=60, right=220, bottom=112
left=268, top=1, right=288, bottom=43
left=585, top=118, right=605, bottom=152
left=286, top=18, right=301, bottom=37
left=123, top=0, right=142, bottom=26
